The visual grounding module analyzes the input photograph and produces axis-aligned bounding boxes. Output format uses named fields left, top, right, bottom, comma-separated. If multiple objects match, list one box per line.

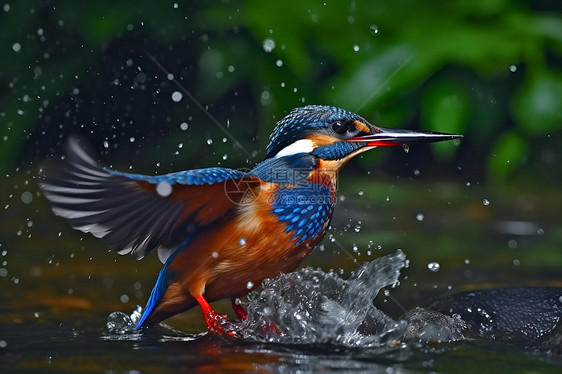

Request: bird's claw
left=202, top=310, right=238, bottom=337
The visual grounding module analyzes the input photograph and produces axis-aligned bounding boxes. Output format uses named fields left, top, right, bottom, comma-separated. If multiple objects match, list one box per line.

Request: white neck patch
left=274, top=139, right=314, bottom=158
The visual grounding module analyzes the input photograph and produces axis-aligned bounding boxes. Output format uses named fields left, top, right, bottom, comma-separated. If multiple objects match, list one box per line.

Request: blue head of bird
left=258, top=105, right=462, bottom=187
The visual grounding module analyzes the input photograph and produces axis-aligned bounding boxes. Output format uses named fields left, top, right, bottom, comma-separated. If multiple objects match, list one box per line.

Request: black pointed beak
left=348, top=128, right=463, bottom=147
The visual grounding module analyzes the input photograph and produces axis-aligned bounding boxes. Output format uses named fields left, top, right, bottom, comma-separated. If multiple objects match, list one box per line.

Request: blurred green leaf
left=1, top=0, right=562, bottom=178
left=487, top=130, right=528, bottom=178
left=512, top=71, right=562, bottom=135
left=421, top=80, right=470, bottom=160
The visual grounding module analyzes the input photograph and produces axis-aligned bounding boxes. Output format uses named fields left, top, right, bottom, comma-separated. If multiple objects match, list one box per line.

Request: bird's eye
left=331, top=120, right=351, bottom=135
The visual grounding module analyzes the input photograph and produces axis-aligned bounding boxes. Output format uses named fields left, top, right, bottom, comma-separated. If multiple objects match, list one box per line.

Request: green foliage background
left=1, top=0, right=561, bottom=181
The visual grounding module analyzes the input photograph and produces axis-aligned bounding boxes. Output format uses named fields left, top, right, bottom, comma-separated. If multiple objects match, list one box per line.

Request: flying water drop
left=427, top=262, right=440, bottom=272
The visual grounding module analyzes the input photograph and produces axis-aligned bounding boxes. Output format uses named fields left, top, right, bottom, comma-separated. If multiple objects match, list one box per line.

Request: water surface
left=1, top=172, right=561, bottom=372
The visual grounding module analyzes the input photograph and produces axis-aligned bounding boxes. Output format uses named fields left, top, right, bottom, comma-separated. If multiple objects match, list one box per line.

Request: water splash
left=104, top=305, right=142, bottom=335
left=234, top=250, right=409, bottom=346
left=102, top=250, right=471, bottom=346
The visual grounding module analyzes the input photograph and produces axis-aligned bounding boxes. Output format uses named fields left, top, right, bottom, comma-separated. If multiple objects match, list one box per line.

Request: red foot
left=195, top=295, right=236, bottom=337
left=231, top=298, right=248, bottom=321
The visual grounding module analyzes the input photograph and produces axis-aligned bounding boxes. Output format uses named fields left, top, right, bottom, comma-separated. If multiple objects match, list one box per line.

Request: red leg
left=194, top=295, right=235, bottom=337
left=263, top=322, right=281, bottom=336
left=231, top=298, right=248, bottom=321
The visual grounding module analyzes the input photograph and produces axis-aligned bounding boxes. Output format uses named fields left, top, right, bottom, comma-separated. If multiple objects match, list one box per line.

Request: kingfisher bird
left=39, top=105, right=461, bottom=335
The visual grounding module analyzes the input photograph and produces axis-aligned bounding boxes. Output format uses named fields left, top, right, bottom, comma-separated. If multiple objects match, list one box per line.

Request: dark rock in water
left=427, top=287, right=562, bottom=344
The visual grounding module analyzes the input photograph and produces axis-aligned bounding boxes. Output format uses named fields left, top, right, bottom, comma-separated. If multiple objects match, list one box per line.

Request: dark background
left=1, top=0, right=561, bottom=182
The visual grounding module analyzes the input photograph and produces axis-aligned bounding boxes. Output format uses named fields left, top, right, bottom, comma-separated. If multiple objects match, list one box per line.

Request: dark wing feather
left=39, top=137, right=257, bottom=262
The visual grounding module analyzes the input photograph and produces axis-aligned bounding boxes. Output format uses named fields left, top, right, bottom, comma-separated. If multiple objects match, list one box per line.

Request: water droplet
left=482, top=199, right=490, bottom=206
left=239, top=238, right=246, bottom=246
left=353, top=44, right=360, bottom=52
left=513, top=258, right=520, bottom=266
left=12, top=42, right=21, bottom=52
left=357, top=190, right=364, bottom=196
left=246, top=281, right=254, bottom=289
left=171, top=91, right=183, bottom=102
left=206, top=139, right=213, bottom=145
left=464, top=258, right=470, bottom=265
left=20, top=191, right=33, bottom=204
left=427, top=261, right=440, bottom=272
left=156, top=181, right=172, bottom=197
left=275, top=59, right=283, bottom=67
left=369, top=24, right=379, bottom=34
left=263, top=38, right=275, bottom=52
left=416, top=213, right=424, bottom=222
left=167, top=73, right=174, bottom=80
left=212, top=251, right=219, bottom=258
left=507, top=239, right=518, bottom=249
left=509, top=65, right=517, bottom=73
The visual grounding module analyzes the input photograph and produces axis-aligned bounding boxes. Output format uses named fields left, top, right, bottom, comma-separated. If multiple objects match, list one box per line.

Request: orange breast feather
left=168, top=182, right=321, bottom=302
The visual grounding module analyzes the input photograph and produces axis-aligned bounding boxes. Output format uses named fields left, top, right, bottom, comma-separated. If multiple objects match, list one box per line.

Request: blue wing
left=39, top=136, right=255, bottom=262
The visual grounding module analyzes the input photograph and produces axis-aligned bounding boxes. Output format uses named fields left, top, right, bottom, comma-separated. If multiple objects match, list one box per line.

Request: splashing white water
left=234, top=250, right=409, bottom=346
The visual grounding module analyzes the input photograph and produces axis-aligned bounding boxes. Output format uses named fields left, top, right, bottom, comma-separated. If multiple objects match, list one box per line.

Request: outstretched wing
left=39, top=136, right=259, bottom=262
